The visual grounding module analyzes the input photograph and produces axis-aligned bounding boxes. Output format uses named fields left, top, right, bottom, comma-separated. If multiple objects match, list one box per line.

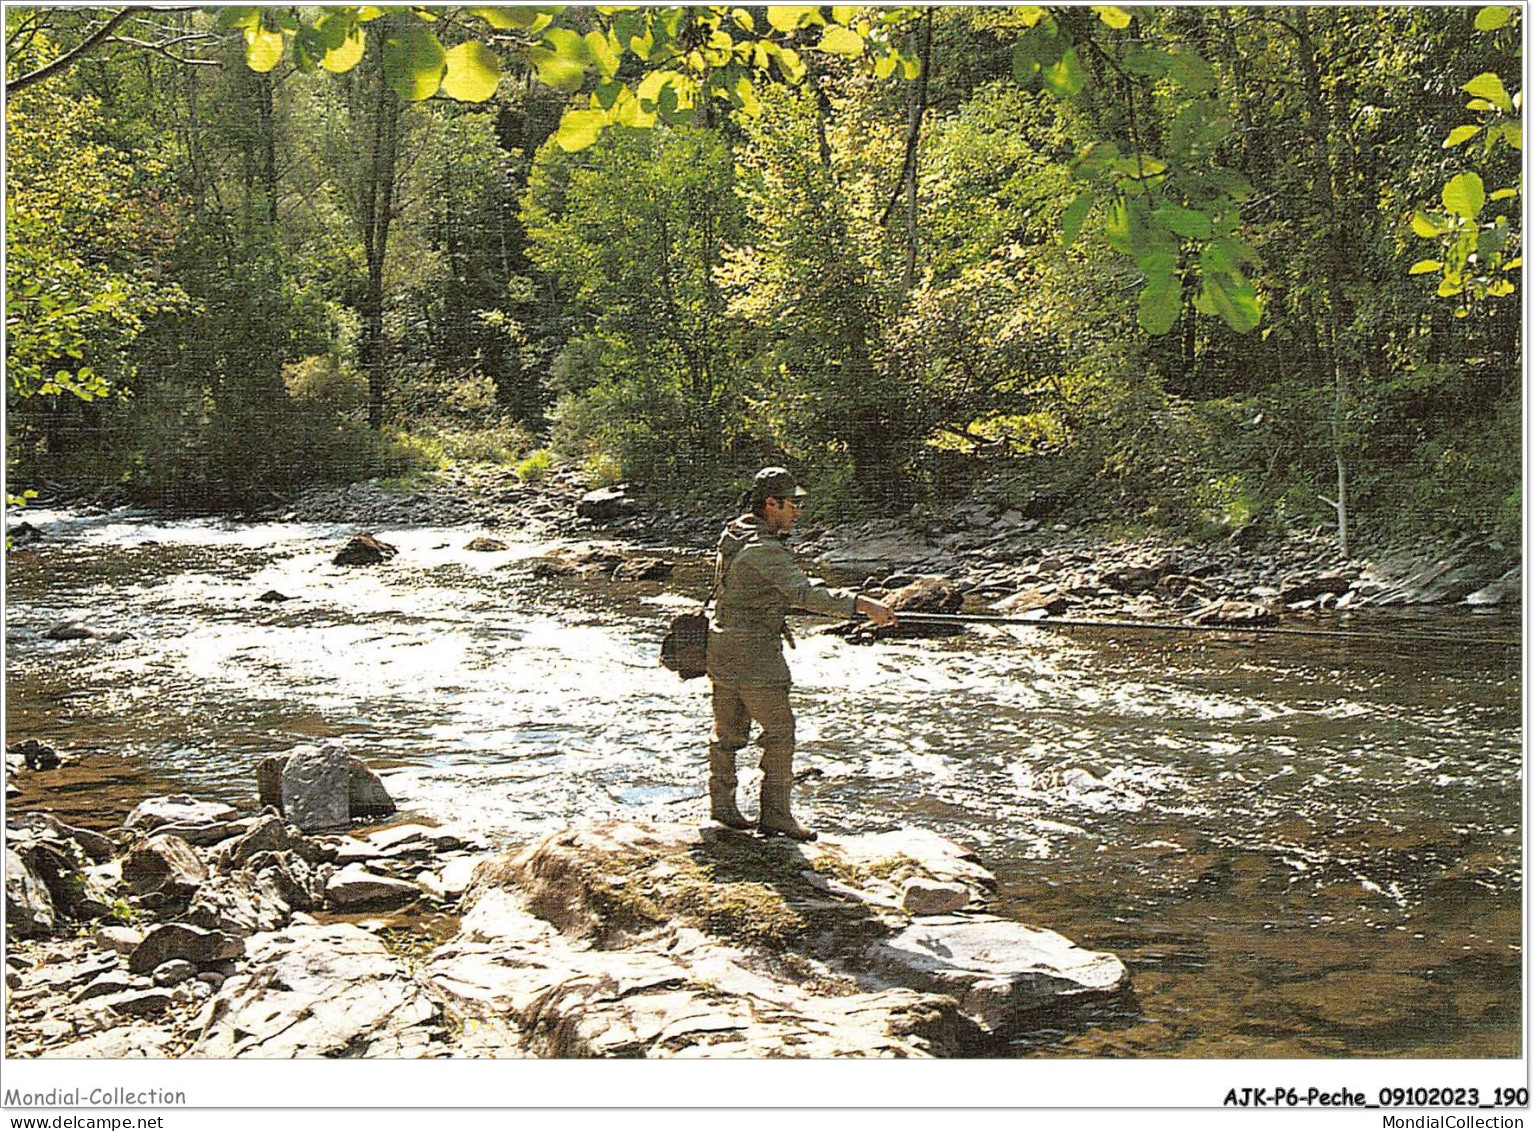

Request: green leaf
left=554, top=108, right=607, bottom=152
left=1502, top=121, right=1522, bottom=150
left=1011, top=40, right=1040, bottom=82
left=767, top=6, right=817, bottom=33
left=1202, top=272, right=1261, bottom=333
left=1442, top=172, right=1486, bottom=220
left=1120, top=45, right=1170, bottom=78
left=244, top=24, right=286, bottom=73
left=1041, top=47, right=1085, bottom=97
left=1137, top=250, right=1178, bottom=280
left=383, top=27, right=446, bottom=100
left=873, top=52, right=898, bottom=79
left=1138, top=277, right=1182, bottom=335
left=1408, top=259, right=1443, bottom=275
left=1060, top=191, right=1096, bottom=248
left=1444, top=124, right=1482, bottom=148
left=1410, top=210, right=1448, bottom=237
left=1464, top=72, right=1514, bottom=112
left=1072, top=141, right=1120, bottom=180
left=1490, top=187, right=1520, bottom=201
left=1104, top=197, right=1137, bottom=256
left=442, top=41, right=500, bottom=101
left=818, top=25, right=865, bottom=56
left=1093, top=6, right=1132, bottom=29
left=215, top=7, right=259, bottom=32
left=1204, top=170, right=1254, bottom=202
left=1166, top=51, right=1214, bottom=95
left=1465, top=98, right=1499, bottom=112
left=1152, top=204, right=1212, bottom=240
left=1475, top=6, right=1512, bottom=31
left=528, top=40, right=588, bottom=92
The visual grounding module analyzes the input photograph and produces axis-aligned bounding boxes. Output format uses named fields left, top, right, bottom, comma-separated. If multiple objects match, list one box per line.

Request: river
left=4, top=508, right=1522, bottom=1058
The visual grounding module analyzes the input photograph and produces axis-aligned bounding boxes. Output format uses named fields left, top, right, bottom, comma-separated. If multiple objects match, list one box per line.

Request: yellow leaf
left=321, top=26, right=365, bottom=73
left=442, top=41, right=500, bottom=101
left=245, top=26, right=285, bottom=73
left=554, top=108, right=607, bottom=152
left=818, top=25, right=864, bottom=56
left=1092, top=6, right=1132, bottom=29
left=767, top=6, right=817, bottom=33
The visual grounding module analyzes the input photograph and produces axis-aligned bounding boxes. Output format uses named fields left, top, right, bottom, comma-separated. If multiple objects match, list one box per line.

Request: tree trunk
left=358, top=53, right=402, bottom=431
left=1295, top=9, right=1353, bottom=558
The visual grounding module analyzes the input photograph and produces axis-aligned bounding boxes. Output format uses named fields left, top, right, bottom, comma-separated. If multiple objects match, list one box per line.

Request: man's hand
left=855, top=595, right=897, bottom=628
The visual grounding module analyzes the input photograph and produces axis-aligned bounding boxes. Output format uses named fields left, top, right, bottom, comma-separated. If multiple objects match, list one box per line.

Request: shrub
left=515, top=448, right=553, bottom=481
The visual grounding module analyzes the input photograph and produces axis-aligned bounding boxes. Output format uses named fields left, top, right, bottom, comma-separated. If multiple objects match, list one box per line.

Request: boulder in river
left=991, top=588, right=1068, bottom=618
left=9, top=520, right=42, bottom=545
left=530, top=541, right=624, bottom=578
left=1188, top=599, right=1278, bottom=628
left=465, top=537, right=509, bottom=552
left=262, top=745, right=396, bottom=831
left=612, top=556, right=673, bottom=582
left=43, top=619, right=131, bottom=643
left=333, top=533, right=398, bottom=567
left=867, top=918, right=1129, bottom=1033
left=10, top=738, right=62, bottom=771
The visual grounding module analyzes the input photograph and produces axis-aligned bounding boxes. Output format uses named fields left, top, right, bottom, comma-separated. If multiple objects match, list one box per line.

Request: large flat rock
left=421, top=820, right=1128, bottom=1056
left=192, top=922, right=443, bottom=1057
left=867, top=917, right=1130, bottom=1033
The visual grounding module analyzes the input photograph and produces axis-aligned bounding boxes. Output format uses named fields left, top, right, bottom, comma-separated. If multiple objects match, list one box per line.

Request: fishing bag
left=660, top=611, right=710, bottom=680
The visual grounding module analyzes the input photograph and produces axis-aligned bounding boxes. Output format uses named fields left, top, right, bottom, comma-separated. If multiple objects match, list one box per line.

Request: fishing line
left=883, top=611, right=1521, bottom=650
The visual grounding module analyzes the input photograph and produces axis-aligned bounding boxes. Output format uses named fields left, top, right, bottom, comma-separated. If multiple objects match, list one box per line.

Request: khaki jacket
left=707, top=514, right=858, bottom=687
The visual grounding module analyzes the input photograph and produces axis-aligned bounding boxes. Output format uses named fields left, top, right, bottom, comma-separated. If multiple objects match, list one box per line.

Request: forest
left=5, top=5, right=1522, bottom=552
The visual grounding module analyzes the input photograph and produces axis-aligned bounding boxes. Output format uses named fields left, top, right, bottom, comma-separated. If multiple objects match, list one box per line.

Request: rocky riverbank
left=272, top=464, right=1520, bottom=618
left=6, top=742, right=1129, bottom=1058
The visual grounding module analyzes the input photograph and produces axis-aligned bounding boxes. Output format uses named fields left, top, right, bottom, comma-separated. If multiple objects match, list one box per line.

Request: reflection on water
left=4, top=507, right=1522, bottom=1057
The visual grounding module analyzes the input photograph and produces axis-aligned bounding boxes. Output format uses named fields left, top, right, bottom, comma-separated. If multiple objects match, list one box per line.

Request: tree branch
left=105, top=36, right=221, bottom=67
left=6, top=8, right=136, bottom=93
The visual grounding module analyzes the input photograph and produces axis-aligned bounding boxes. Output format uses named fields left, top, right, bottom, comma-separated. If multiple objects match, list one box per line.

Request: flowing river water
left=4, top=509, right=1522, bottom=1058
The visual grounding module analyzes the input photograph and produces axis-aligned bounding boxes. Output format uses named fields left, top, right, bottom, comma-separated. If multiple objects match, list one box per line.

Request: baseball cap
left=750, top=467, right=809, bottom=504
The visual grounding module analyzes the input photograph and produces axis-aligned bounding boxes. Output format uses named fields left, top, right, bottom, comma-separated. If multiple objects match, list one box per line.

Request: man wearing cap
left=706, top=467, right=895, bottom=840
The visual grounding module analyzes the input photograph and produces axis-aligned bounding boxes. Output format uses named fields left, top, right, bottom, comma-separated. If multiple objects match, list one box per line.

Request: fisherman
left=706, top=467, right=896, bottom=840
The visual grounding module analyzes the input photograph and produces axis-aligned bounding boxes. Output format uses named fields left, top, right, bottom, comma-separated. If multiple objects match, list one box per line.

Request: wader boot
left=758, top=741, right=815, bottom=841
left=708, top=743, right=753, bottom=830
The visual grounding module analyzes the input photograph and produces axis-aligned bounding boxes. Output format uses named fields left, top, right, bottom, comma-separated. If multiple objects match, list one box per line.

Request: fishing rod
left=882, top=611, right=1522, bottom=650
